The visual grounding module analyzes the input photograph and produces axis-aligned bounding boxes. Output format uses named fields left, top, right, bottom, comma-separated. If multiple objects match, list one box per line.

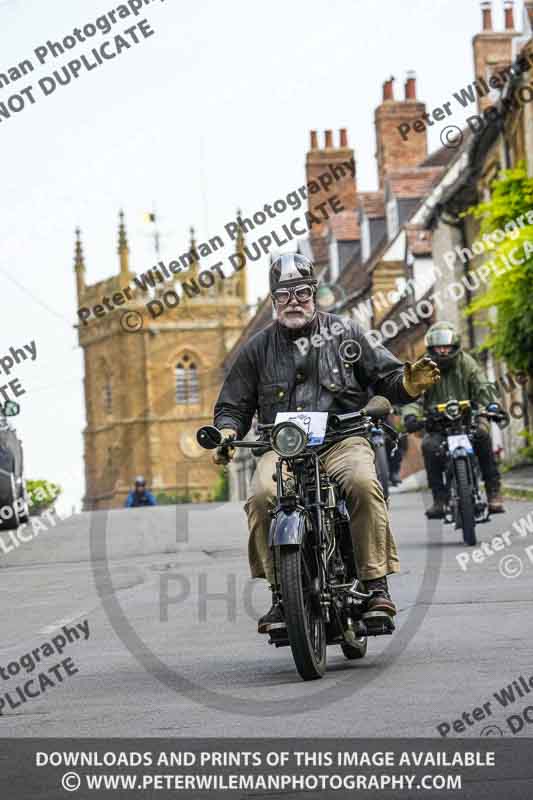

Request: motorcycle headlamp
left=271, top=421, right=307, bottom=457
left=445, top=400, right=461, bottom=420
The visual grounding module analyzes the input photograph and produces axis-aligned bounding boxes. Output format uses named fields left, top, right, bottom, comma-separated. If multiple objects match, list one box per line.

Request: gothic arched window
left=175, top=354, right=200, bottom=404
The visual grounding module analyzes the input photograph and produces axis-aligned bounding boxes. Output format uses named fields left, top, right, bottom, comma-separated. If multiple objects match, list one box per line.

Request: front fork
left=270, top=455, right=330, bottom=616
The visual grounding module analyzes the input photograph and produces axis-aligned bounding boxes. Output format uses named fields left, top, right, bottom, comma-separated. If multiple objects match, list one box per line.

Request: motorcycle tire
left=279, top=544, right=327, bottom=681
left=375, top=445, right=389, bottom=501
left=455, top=458, right=476, bottom=546
left=341, top=637, right=368, bottom=660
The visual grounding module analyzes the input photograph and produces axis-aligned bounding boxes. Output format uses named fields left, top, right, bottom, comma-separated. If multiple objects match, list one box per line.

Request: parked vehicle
left=0, top=400, right=29, bottom=529
left=420, top=399, right=509, bottom=546
left=197, top=396, right=400, bottom=681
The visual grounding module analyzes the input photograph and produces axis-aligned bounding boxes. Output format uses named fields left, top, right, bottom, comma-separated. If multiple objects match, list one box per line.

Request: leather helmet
left=269, top=253, right=317, bottom=294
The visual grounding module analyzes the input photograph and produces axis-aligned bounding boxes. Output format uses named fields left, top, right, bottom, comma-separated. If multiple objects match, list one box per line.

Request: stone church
left=75, top=213, right=249, bottom=509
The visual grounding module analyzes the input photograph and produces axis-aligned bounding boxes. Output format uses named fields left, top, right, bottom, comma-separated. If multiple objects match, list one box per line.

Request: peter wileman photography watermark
left=436, top=669, right=533, bottom=737
left=0, top=339, right=37, bottom=403
left=0, top=0, right=165, bottom=126
left=77, top=161, right=355, bottom=331
left=0, top=479, right=66, bottom=557
left=158, top=571, right=266, bottom=625
left=455, top=508, right=533, bottom=576
left=292, top=209, right=533, bottom=369
left=0, top=620, right=90, bottom=715
left=398, top=50, right=533, bottom=146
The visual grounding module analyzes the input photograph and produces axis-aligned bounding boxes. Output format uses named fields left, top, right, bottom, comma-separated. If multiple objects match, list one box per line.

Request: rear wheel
left=455, top=458, right=476, bottom=546
left=279, top=542, right=326, bottom=681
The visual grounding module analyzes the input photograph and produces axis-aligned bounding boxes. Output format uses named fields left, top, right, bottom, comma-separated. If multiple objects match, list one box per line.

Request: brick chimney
left=481, top=1, right=493, bottom=30
left=405, top=71, right=417, bottom=100
left=473, top=1, right=519, bottom=112
left=374, top=74, right=428, bottom=189
left=305, top=129, right=357, bottom=264
left=504, top=0, right=515, bottom=30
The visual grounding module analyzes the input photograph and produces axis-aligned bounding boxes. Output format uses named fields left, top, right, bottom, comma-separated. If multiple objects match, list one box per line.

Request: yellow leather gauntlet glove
left=403, top=356, right=441, bottom=397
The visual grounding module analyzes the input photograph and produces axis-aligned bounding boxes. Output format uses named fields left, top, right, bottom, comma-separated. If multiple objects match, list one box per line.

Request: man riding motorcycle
left=402, top=321, right=504, bottom=519
left=124, top=476, right=156, bottom=508
left=212, top=253, right=440, bottom=634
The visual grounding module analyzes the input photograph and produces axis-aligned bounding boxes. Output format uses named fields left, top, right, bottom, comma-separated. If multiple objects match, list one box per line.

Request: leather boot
left=426, top=493, right=447, bottom=519
left=362, top=576, right=396, bottom=634
left=257, top=590, right=286, bottom=634
left=487, top=484, right=505, bottom=514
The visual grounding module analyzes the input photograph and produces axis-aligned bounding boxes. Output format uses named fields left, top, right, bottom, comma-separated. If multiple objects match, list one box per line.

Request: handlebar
left=418, top=401, right=509, bottom=429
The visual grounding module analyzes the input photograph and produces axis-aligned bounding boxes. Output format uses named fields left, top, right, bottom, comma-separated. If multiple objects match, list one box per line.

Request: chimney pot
left=481, top=1, right=493, bottom=31
left=383, top=77, right=394, bottom=101
left=405, top=71, right=417, bottom=100
left=324, top=129, right=333, bottom=148
left=504, top=0, right=515, bottom=30
left=310, top=130, right=318, bottom=149
left=339, top=128, right=348, bottom=147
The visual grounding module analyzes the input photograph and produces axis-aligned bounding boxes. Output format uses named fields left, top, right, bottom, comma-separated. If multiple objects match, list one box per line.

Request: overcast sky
left=0, top=0, right=522, bottom=511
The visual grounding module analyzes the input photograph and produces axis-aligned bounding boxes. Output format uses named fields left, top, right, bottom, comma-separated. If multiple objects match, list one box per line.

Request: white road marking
left=39, top=613, right=90, bottom=636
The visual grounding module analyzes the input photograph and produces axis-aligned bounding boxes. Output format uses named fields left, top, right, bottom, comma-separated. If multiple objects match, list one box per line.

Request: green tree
left=466, top=162, right=533, bottom=376
left=155, top=491, right=192, bottom=505
left=213, top=467, right=229, bottom=501
left=26, top=480, right=61, bottom=515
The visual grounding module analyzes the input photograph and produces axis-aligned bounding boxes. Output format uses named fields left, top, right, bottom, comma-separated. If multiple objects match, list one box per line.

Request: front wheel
left=279, top=545, right=326, bottom=681
left=455, top=458, right=476, bottom=546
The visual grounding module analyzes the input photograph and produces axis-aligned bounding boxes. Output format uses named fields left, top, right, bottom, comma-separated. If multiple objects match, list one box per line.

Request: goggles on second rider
left=272, top=284, right=314, bottom=305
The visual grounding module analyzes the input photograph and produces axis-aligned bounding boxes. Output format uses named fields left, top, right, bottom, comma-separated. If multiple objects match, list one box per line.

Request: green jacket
left=402, top=351, right=496, bottom=420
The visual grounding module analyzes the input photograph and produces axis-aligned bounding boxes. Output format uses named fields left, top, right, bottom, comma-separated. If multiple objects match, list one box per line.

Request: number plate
left=447, top=434, right=473, bottom=453
left=275, top=411, right=328, bottom=445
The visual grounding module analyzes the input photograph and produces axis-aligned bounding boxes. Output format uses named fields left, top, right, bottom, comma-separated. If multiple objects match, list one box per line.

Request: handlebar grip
left=251, top=446, right=270, bottom=457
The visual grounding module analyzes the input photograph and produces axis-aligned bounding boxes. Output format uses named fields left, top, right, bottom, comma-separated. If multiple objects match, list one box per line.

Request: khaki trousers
left=244, top=436, right=400, bottom=585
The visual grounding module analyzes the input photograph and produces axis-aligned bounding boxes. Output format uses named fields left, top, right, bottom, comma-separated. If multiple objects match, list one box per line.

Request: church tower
left=76, top=212, right=249, bottom=509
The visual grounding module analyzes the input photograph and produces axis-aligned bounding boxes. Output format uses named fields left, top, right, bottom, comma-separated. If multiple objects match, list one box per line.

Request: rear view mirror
left=197, top=425, right=222, bottom=449
left=362, top=396, right=392, bottom=420
left=2, top=401, right=20, bottom=417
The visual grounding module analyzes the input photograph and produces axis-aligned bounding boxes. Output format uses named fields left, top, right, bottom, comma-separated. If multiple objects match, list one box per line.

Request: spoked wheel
left=279, top=541, right=326, bottom=681
left=455, top=458, right=476, bottom=546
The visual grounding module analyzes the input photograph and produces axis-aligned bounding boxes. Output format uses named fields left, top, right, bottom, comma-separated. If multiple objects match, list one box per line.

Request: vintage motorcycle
left=0, top=400, right=29, bottom=530
left=197, top=395, right=399, bottom=681
left=420, top=399, right=509, bottom=546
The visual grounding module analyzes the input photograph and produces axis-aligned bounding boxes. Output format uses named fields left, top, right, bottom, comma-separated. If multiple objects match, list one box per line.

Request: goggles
left=272, top=284, right=314, bottom=306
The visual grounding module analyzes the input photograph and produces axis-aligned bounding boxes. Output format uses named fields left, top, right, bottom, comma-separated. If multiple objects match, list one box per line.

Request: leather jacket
left=214, top=312, right=414, bottom=438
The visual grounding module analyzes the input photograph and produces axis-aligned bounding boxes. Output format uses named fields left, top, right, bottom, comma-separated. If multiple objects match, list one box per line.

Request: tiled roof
left=357, top=191, right=385, bottom=219
left=386, top=167, right=444, bottom=199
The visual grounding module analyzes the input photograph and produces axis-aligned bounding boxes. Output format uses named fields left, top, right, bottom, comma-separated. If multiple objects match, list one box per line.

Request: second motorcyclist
left=402, top=321, right=504, bottom=518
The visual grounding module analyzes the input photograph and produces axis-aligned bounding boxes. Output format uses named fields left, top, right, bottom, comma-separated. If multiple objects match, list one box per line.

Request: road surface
left=0, top=492, right=531, bottom=738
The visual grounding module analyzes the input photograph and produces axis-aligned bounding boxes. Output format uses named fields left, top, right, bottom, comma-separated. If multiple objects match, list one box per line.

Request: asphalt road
left=1, top=492, right=532, bottom=738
